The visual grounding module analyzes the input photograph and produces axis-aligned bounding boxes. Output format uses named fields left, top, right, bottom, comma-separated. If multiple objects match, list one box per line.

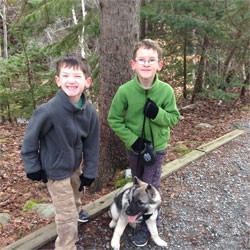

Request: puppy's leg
left=111, top=216, right=128, bottom=250
left=145, top=219, right=167, bottom=247
left=109, top=219, right=117, bottom=228
left=109, top=203, right=119, bottom=228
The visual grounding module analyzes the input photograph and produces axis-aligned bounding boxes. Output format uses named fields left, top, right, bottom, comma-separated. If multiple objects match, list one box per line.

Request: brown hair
left=132, top=39, right=163, bottom=61
left=56, top=56, right=91, bottom=77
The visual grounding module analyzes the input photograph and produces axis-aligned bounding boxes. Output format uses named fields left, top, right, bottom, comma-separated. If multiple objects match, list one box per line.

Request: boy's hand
left=131, top=137, right=151, bottom=152
left=27, top=170, right=48, bottom=183
left=131, top=138, right=156, bottom=165
left=79, top=174, right=95, bottom=192
left=144, top=98, right=159, bottom=119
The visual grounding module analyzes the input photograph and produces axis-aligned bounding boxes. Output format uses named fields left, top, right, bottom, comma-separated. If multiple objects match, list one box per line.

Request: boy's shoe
left=78, top=210, right=90, bottom=223
left=132, top=230, right=150, bottom=247
left=77, top=246, right=84, bottom=250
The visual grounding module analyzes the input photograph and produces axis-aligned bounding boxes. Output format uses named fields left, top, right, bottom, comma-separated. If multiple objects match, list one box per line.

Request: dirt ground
left=41, top=125, right=250, bottom=250
left=1, top=92, right=250, bottom=248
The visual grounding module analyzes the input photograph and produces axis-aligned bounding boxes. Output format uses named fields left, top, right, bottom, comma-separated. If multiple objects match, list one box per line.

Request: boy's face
left=130, top=47, right=163, bottom=84
left=55, top=65, right=92, bottom=104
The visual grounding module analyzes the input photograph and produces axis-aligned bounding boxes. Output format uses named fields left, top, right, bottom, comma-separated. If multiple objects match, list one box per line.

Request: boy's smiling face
left=55, top=65, right=92, bottom=105
left=130, top=47, right=163, bottom=88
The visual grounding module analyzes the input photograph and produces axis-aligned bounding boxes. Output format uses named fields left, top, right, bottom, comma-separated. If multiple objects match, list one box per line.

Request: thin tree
left=97, top=0, right=140, bottom=189
left=1, top=0, right=8, bottom=58
left=191, top=35, right=209, bottom=103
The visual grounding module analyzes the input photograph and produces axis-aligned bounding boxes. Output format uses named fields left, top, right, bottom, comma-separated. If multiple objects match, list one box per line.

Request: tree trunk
left=97, top=0, right=140, bottom=189
left=2, top=0, right=8, bottom=58
left=140, top=0, right=146, bottom=39
left=183, top=34, right=187, bottom=99
left=191, top=35, right=208, bottom=104
left=241, top=62, right=249, bottom=97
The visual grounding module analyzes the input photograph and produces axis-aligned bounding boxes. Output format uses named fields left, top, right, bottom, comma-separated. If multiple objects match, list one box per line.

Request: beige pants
left=47, top=167, right=82, bottom=250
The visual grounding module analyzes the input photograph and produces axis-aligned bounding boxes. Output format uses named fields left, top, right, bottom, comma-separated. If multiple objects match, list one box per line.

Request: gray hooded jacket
left=21, top=89, right=100, bottom=180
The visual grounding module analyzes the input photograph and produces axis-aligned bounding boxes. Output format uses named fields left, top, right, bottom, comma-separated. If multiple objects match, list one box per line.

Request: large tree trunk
left=97, top=0, right=140, bottom=189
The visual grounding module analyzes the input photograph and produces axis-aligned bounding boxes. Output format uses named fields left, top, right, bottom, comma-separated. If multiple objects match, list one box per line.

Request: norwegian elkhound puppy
left=109, top=176, right=167, bottom=250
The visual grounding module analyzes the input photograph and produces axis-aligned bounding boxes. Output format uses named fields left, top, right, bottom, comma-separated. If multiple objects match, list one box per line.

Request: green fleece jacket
left=108, top=75, right=180, bottom=151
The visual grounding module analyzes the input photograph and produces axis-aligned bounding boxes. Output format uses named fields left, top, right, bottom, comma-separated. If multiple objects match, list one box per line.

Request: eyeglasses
left=135, top=58, right=158, bottom=65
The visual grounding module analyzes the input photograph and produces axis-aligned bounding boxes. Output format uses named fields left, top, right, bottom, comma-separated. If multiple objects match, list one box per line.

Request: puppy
left=109, top=176, right=167, bottom=249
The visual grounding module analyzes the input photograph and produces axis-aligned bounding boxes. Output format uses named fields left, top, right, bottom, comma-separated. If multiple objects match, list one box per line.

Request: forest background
left=0, top=0, right=250, bottom=187
left=0, top=0, right=249, bottom=246
left=1, top=0, right=249, bottom=186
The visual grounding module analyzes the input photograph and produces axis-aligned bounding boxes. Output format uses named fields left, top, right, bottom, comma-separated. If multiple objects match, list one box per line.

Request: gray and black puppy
left=109, top=176, right=167, bottom=250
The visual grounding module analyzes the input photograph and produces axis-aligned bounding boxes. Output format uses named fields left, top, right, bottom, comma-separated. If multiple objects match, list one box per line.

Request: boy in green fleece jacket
left=108, top=39, right=180, bottom=247
left=21, top=56, right=99, bottom=250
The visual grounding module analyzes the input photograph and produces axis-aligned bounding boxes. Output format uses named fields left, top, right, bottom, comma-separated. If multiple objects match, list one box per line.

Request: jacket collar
left=133, top=74, right=160, bottom=93
left=56, top=89, right=87, bottom=112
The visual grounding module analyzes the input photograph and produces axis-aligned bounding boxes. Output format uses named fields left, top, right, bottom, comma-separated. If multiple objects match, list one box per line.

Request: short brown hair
left=132, top=39, right=163, bottom=61
left=56, top=56, right=91, bottom=77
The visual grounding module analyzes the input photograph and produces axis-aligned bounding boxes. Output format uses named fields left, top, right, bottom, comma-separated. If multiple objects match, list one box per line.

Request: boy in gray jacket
left=21, top=56, right=99, bottom=250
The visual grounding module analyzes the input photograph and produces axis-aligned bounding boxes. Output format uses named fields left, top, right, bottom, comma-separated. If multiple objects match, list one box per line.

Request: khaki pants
left=47, top=168, right=82, bottom=250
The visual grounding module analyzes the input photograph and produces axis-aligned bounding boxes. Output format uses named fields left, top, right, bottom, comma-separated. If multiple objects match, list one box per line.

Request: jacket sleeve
left=82, top=106, right=100, bottom=179
left=152, top=87, right=180, bottom=127
left=20, top=105, right=51, bottom=174
left=107, top=89, right=138, bottom=150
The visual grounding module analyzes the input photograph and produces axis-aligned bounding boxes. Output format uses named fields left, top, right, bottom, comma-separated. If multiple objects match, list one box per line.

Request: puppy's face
left=125, top=186, right=149, bottom=216
left=125, top=176, right=161, bottom=218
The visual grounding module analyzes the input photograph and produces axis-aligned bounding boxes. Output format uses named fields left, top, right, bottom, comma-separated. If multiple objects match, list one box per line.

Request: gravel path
left=41, top=123, right=250, bottom=250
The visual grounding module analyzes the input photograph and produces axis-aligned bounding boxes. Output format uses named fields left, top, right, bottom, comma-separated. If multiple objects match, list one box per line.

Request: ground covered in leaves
left=0, top=91, right=249, bottom=248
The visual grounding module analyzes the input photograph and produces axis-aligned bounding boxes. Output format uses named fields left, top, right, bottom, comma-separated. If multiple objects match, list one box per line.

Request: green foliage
left=19, top=0, right=78, bottom=32
left=83, top=8, right=100, bottom=40
left=0, top=47, right=57, bottom=121
left=2, top=0, right=249, bottom=123
left=172, top=144, right=190, bottom=155
left=86, top=52, right=99, bottom=102
left=23, top=199, right=43, bottom=212
left=44, top=24, right=82, bottom=57
left=141, top=0, right=249, bottom=102
left=1, top=0, right=101, bottom=122
left=115, top=177, right=132, bottom=189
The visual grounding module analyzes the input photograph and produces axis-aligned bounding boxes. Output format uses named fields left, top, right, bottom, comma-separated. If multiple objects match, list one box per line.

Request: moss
left=115, top=177, right=132, bottom=189
left=172, top=144, right=190, bottom=155
left=23, top=199, right=43, bottom=212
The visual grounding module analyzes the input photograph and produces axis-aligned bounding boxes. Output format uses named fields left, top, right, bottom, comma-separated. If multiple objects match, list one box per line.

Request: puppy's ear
left=133, top=176, right=138, bottom=185
left=146, top=184, right=157, bottom=200
left=133, top=176, right=142, bottom=187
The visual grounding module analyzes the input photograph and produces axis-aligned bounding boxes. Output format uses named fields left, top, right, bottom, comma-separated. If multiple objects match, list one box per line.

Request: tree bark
left=191, top=35, right=208, bottom=104
left=97, top=0, right=140, bottom=189
left=2, top=0, right=8, bottom=58
left=183, top=34, right=187, bottom=99
left=241, top=61, right=249, bottom=97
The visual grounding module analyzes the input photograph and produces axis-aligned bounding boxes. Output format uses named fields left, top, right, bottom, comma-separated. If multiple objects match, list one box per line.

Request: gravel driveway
left=41, top=123, right=250, bottom=250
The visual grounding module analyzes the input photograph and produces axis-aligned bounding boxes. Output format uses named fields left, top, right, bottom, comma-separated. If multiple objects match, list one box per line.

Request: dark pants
left=126, top=150, right=166, bottom=232
left=126, top=149, right=166, bottom=190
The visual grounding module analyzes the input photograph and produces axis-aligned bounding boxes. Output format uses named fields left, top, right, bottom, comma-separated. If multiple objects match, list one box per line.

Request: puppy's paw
left=109, top=220, right=117, bottom=228
left=111, top=238, right=120, bottom=250
left=155, top=238, right=167, bottom=247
